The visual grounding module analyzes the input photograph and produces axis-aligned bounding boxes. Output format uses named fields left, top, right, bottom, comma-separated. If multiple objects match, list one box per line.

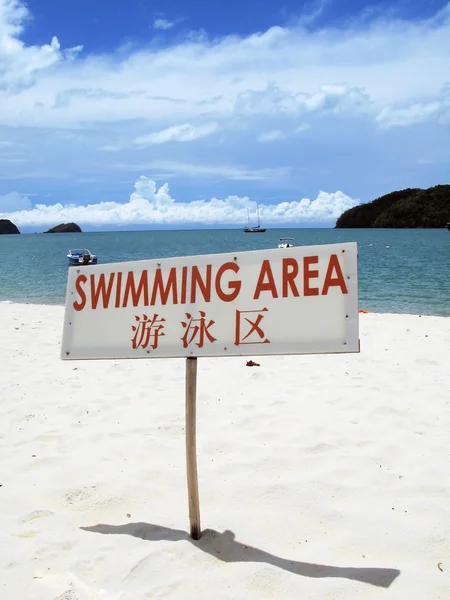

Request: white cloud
left=101, top=123, right=219, bottom=151
left=0, top=0, right=449, bottom=218
left=153, top=18, right=176, bottom=31
left=376, top=83, right=450, bottom=128
left=106, top=160, right=291, bottom=181
left=295, top=0, right=329, bottom=27
left=133, top=122, right=219, bottom=146
left=0, top=0, right=449, bottom=129
left=0, top=0, right=82, bottom=93
left=257, top=123, right=310, bottom=142
left=257, top=130, right=288, bottom=142
left=0, top=175, right=359, bottom=227
left=0, top=190, right=32, bottom=211
left=235, top=82, right=371, bottom=117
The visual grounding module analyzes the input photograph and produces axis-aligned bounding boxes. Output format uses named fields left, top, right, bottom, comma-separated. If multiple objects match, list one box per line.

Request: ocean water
left=0, top=228, right=449, bottom=316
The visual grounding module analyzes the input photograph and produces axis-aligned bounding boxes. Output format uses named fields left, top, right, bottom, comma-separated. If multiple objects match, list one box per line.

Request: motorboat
left=278, top=237, right=294, bottom=248
left=67, top=248, right=98, bottom=266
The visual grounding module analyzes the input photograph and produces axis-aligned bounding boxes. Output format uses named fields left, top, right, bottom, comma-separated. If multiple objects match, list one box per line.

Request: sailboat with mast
left=244, top=204, right=267, bottom=233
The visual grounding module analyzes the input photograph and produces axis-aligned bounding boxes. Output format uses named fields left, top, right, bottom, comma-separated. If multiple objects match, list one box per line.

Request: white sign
left=61, top=242, right=359, bottom=360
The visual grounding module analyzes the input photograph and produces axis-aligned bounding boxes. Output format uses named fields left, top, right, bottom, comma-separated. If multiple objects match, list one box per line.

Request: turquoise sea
left=0, top=228, right=449, bottom=316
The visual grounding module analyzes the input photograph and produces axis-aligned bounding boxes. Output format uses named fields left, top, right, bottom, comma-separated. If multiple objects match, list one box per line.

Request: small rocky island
left=336, top=184, right=450, bottom=228
left=44, top=222, right=82, bottom=233
left=0, top=219, right=20, bottom=234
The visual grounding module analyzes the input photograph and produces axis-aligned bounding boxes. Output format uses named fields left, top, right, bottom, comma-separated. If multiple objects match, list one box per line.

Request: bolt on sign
left=61, top=242, right=359, bottom=360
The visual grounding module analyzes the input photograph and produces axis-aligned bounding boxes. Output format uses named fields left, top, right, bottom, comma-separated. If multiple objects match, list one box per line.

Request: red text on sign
left=72, top=253, right=348, bottom=311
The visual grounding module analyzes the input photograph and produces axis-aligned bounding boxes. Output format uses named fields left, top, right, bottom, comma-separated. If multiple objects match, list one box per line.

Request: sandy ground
left=1, top=303, right=449, bottom=600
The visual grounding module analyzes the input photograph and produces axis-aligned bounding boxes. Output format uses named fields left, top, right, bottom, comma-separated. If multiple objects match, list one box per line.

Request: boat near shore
left=67, top=248, right=98, bottom=266
left=278, top=237, right=294, bottom=248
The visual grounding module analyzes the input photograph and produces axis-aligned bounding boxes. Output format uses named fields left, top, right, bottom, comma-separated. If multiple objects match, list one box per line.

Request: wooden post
left=185, top=357, right=201, bottom=540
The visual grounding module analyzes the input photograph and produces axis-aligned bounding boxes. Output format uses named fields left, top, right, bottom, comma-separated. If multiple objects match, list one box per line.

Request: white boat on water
left=67, top=248, right=98, bottom=266
left=278, top=237, right=294, bottom=248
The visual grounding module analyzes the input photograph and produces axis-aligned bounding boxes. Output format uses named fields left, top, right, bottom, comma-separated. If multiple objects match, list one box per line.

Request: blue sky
left=0, top=0, right=449, bottom=230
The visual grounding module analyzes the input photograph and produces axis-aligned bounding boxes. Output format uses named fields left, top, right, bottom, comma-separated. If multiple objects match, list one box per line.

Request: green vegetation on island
left=335, top=185, right=450, bottom=228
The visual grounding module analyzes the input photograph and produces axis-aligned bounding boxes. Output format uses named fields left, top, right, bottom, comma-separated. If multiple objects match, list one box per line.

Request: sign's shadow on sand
left=81, top=522, right=400, bottom=588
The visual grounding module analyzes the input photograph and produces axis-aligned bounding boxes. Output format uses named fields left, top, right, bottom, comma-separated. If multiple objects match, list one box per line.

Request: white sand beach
left=1, top=303, right=449, bottom=600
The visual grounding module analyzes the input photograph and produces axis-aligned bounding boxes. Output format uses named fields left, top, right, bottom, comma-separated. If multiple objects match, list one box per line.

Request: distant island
left=335, top=185, right=450, bottom=228
left=44, top=222, right=82, bottom=233
left=0, top=219, right=20, bottom=234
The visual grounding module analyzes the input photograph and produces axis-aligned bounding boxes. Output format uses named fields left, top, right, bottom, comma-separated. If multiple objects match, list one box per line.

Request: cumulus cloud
left=0, top=190, right=32, bottom=212
left=0, top=0, right=82, bottom=92
left=0, top=0, right=449, bottom=214
left=376, top=83, right=450, bottom=128
left=0, top=176, right=359, bottom=227
left=235, top=82, right=371, bottom=117
left=0, top=0, right=449, bottom=129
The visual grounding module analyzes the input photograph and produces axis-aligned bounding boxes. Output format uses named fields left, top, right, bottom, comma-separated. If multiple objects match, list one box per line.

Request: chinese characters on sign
left=131, top=308, right=270, bottom=351
left=181, top=312, right=217, bottom=349
left=235, top=308, right=270, bottom=346
left=131, top=313, right=165, bottom=350
left=62, top=243, right=359, bottom=360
